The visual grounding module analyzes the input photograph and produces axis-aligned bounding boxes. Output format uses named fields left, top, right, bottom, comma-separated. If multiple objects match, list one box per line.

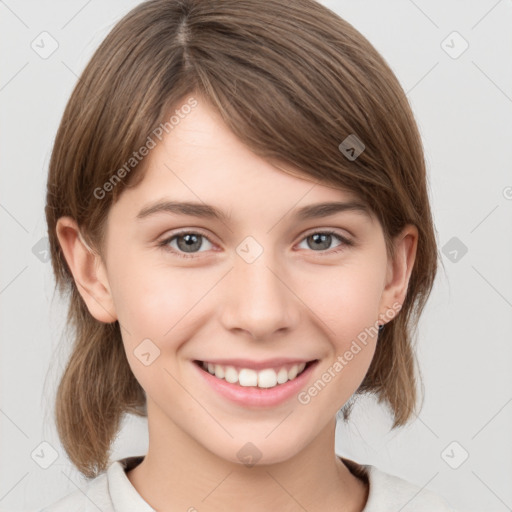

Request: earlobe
left=380, top=225, right=418, bottom=320
left=55, top=216, right=117, bottom=323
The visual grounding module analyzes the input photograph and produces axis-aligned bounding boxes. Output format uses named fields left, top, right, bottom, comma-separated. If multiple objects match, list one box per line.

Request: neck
left=126, top=400, right=369, bottom=512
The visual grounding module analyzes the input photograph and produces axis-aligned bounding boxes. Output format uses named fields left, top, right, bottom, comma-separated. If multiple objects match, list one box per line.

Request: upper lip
left=195, top=358, right=316, bottom=371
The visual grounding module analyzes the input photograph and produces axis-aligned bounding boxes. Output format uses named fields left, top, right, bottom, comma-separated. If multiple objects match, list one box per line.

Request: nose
left=219, top=247, right=301, bottom=341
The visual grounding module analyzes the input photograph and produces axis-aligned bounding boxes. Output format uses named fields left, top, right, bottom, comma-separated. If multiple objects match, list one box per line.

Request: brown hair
left=46, top=0, right=439, bottom=479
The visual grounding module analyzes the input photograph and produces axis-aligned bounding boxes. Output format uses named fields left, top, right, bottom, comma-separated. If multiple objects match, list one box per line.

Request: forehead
left=112, top=99, right=374, bottom=225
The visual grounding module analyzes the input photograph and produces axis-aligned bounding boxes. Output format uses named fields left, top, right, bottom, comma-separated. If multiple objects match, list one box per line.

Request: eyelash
left=157, top=228, right=354, bottom=259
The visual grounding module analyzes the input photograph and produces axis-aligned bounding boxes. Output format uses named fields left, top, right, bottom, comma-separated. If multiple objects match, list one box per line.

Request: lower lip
left=193, top=360, right=318, bottom=408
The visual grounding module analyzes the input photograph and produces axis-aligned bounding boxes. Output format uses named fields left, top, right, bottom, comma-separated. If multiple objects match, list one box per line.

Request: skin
left=56, top=97, right=418, bottom=512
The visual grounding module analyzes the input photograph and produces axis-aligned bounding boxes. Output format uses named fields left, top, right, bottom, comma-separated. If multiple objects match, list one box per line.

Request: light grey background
left=1, top=1, right=511, bottom=511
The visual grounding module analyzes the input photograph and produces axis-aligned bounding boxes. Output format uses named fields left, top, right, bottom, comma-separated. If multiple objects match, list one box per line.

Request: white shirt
left=39, top=455, right=460, bottom=511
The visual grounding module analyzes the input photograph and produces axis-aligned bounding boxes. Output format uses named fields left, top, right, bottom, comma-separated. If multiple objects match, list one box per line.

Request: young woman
left=41, top=0, right=459, bottom=510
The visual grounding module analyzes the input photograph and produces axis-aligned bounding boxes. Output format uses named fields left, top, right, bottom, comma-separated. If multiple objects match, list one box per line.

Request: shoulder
left=340, top=457, right=461, bottom=512
left=363, top=464, right=460, bottom=512
left=39, top=456, right=151, bottom=512
left=38, top=471, right=112, bottom=512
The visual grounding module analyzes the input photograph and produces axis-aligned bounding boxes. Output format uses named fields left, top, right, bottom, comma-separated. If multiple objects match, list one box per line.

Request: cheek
left=300, top=268, right=382, bottom=409
left=111, top=264, right=202, bottom=337
left=108, top=259, right=204, bottom=389
left=298, top=258, right=385, bottom=341
left=107, top=247, right=222, bottom=369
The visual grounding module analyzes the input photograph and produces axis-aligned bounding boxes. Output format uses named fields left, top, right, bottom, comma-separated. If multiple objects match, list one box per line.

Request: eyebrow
left=136, top=200, right=372, bottom=222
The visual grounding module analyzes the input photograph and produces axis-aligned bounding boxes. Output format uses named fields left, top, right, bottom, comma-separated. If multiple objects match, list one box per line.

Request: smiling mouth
left=194, top=360, right=317, bottom=389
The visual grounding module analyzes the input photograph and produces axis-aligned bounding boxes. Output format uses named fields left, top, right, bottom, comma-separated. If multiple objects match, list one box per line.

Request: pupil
left=179, top=234, right=201, bottom=252
left=311, top=233, right=330, bottom=250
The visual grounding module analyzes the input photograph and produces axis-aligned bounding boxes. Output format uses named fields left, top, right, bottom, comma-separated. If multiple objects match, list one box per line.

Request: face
left=64, top=97, right=415, bottom=465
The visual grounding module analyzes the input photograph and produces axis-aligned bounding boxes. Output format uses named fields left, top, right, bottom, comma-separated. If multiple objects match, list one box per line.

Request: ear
left=55, top=216, right=117, bottom=323
left=378, top=224, right=418, bottom=323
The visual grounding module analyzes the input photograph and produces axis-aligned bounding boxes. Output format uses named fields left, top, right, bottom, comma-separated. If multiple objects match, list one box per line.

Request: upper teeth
left=202, top=361, right=307, bottom=388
